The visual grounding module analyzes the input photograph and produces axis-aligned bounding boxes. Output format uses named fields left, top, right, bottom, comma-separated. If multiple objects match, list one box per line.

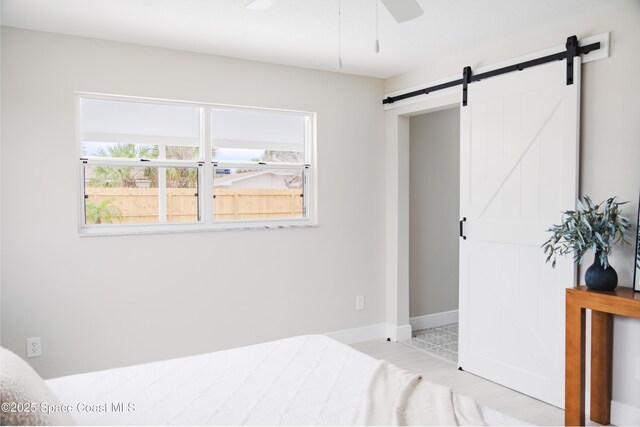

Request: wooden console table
left=565, top=285, right=640, bottom=426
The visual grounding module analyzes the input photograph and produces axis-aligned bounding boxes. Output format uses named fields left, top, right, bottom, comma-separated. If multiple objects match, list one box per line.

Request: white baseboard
left=325, top=323, right=387, bottom=344
left=610, top=400, right=640, bottom=426
left=585, top=392, right=640, bottom=426
left=410, top=309, right=459, bottom=330
left=326, top=310, right=459, bottom=345
left=325, top=322, right=412, bottom=344
left=389, top=323, right=412, bottom=341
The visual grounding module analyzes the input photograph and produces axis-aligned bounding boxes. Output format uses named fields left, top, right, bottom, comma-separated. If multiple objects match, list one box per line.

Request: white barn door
left=459, top=58, right=580, bottom=407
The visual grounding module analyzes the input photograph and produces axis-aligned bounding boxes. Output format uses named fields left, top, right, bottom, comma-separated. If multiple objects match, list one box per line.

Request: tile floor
left=352, top=338, right=573, bottom=426
left=400, top=322, right=459, bottom=363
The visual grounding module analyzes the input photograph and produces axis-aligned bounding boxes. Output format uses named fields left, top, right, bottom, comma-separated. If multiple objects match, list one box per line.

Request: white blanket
left=360, top=360, right=486, bottom=426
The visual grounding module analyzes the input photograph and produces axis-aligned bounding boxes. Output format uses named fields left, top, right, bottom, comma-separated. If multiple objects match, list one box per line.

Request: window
left=78, top=94, right=315, bottom=235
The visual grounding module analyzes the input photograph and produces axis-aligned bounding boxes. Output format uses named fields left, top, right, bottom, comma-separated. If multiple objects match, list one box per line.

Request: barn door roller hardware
left=462, top=66, right=472, bottom=107
left=565, top=36, right=580, bottom=85
left=382, top=35, right=600, bottom=106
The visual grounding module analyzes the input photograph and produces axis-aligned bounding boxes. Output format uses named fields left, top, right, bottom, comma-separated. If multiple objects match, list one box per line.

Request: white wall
left=0, top=27, right=386, bottom=379
left=387, top=0, right=640, bottom=415
left=409, top=108, right=460, bottom=318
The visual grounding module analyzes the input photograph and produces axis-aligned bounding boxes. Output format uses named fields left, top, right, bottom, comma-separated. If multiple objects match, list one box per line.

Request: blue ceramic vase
left=585, top=251, right=618, bottom=291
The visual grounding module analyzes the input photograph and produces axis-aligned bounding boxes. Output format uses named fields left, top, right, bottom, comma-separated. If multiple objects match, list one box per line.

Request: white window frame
left=77, top=93, right=317, bottom=236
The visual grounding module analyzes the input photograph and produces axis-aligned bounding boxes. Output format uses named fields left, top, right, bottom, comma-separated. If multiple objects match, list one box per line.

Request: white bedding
left=47, top=335, right=375, bottom=425
left=46, top=335, right=528, bottom=426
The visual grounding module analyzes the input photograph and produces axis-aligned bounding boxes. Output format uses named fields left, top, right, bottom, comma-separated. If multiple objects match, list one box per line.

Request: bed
left=46, top=335, right=372, bottom=425
left=3, top=335, right=528, bottom=425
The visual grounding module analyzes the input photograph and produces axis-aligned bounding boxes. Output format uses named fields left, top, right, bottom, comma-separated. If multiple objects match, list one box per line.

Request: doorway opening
left=402, top=107, right=460, bottom=363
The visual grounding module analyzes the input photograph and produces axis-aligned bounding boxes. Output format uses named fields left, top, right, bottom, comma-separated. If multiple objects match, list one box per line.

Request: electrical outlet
left=356, top=295, right=365, bottom=311
left=26, top=337, right=42, bottom=358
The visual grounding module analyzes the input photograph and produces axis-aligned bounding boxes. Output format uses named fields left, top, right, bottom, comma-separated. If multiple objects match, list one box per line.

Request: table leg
left=590, top=311, right=613, bottom=425
left=565, top=293, right=585, bottom=426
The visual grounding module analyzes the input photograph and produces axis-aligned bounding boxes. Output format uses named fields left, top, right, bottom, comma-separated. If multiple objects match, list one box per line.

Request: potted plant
left=543, top=196, right=631, bottom=291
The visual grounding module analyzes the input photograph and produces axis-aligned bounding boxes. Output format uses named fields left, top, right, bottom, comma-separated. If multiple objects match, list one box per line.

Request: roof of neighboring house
left=214, top=170, right=298, bottom=186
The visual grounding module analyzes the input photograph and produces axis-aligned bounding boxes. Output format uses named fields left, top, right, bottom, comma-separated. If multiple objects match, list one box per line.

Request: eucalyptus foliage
left=543, top=196, right=631, bottom=269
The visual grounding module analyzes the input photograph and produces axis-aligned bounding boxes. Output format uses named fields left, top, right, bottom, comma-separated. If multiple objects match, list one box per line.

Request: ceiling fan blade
left=244, top=0, right=277, bottom=10
left=381, top=0, right=424, bottom=23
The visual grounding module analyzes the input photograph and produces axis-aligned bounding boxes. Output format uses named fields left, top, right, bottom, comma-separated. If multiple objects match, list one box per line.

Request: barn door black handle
left=459, top=217, right=467, bottom=240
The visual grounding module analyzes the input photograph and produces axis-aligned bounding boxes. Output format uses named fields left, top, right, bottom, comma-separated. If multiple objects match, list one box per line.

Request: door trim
left=384, top=94, right=459, bottom=336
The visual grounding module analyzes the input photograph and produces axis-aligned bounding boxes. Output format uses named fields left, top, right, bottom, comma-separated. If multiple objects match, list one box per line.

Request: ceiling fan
left=244, top=0, right=424, bottom=23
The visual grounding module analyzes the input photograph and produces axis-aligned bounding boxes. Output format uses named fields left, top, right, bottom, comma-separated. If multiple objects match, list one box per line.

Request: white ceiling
left=1, top=0, right=608, bottom=78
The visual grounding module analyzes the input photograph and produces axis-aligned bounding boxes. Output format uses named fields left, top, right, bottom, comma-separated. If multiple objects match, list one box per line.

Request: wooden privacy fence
left=85, top=187, right=303, bottom=224
left=214, top=188, right=303, bottom=220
